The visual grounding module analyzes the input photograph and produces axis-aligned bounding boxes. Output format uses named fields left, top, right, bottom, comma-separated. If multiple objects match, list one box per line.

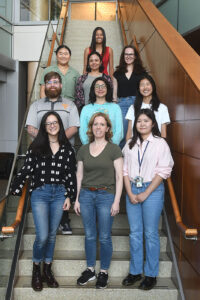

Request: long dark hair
left=90, top=27, right=106, bottom=57
left=30, top=111, right=70, bottom=156
left=89, top=77, right=113, bottom=104
left=129, top=109, right=161, bottom=149
left=86, top=51, right=104, bottom=73
left=134, top=74, right=160, bottom=116
left=115, top=45, right=146, bottom=74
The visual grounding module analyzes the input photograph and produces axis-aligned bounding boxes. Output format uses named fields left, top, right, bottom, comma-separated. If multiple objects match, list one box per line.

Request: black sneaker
left=96, top=272, right=108, bottom=289
left=77, top=268, right=96, bottom=285
left=59, top=221, right=72, bottom=235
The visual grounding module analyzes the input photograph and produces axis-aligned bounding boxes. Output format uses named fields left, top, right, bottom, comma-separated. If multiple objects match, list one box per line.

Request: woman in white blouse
left=126, top=74, right=170, bottom=140
left=122, top=108, right=173, bottom=290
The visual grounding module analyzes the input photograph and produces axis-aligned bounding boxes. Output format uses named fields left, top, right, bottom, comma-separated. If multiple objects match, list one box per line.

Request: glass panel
left=0, top=28, right=12, bottom=57
left=96, top=2, right=116, bottom=21
left=50, top=0, right=62, bottom=20
left=71, top=3, right=95, bottom=20
left=20, top=0, right=49, bottom=21
left=0, top=17, right=12, bottom=33
left=0, top=0, right=12, bottom=22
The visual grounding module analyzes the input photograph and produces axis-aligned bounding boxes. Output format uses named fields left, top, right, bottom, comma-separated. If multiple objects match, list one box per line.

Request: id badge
left=134, top=176, right=143, bottom=187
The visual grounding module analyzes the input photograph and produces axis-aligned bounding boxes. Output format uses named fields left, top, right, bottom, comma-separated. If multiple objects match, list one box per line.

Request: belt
left=88, top=187, right=107, bottom=191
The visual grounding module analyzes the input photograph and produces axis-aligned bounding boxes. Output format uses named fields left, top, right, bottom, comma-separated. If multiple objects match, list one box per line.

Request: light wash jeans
left=31, top=184, right=66, bottom=263
left=117, top=96, right=136, bottom=148
left=79, top=188, right=114, bottom=270
left=126, top=182, right=164, bottom=277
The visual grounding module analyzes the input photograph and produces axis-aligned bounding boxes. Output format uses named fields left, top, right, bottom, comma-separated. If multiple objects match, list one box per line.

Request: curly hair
left=89, top=77, right=113, bottom=104
left=115, top=45, right=146, bottom=74
left=87, top=112, right=113, bottom=143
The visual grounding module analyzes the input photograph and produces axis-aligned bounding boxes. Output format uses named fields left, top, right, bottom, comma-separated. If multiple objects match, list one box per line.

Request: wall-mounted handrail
left=117, top=1, right=128, bottom=46
left=167, top=178, right=198, bottom=240
left=1, top=183, right=28, bottom=235
left=59, top=0, right=69, bottom=45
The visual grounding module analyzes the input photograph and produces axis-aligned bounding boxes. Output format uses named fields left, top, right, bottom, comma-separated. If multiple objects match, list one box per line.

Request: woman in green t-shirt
left=74, top=112, right=123, bottom=289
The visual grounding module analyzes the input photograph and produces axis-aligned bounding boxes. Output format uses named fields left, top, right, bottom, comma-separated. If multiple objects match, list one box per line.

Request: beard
left=45, top=86, right=62, bottom=99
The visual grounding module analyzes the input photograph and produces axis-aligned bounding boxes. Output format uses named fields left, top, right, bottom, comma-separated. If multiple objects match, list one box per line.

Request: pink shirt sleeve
left=122, top=143, right=129, bottom=176
left=154, top=139, right=174, bottom=179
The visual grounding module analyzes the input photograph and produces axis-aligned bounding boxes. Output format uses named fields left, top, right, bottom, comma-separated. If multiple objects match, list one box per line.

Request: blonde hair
left=87, top=112, right=113, bottom=143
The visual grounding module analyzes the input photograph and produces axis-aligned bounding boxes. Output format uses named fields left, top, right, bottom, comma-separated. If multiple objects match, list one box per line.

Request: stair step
left=14, top=276, right=178, bottom=300
left=16, top=250, right=173, bottom=277
left=20, top=228, right=167, bottom=252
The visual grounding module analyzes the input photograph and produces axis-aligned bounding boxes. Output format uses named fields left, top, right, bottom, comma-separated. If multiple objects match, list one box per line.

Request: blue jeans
left=79, top=188, right=115, bottom=270
left=118, top=96, right=135, bottom=148
left=31, top=184, right=66, bottom=263
left=126, top=182, right=164, bottom=277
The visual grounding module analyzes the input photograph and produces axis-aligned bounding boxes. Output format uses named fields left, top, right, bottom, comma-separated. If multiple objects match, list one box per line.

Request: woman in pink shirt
left=122, top=109, right=173, bottom=290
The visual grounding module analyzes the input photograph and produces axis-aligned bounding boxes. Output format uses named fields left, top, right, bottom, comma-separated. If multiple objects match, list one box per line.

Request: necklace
left=49, top=140, right=58, bottom=143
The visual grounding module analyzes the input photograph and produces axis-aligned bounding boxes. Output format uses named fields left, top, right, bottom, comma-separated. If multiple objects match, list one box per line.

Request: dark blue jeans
left=31, top=184, right=66, bottom=263
left=79, top=188, right=114, bottom=270
left=118, top=96, right=136, bottom=148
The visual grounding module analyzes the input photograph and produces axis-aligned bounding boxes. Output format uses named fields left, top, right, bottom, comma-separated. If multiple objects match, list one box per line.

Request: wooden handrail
left=1, top=183, right=28, bottom=235
left=59, top=0, right=69, bottom=45
left=117, top=1, right=128, bottom=46
left=47, top=32, right=57, bottom=67
left=167, top=178, right=198, bottom=238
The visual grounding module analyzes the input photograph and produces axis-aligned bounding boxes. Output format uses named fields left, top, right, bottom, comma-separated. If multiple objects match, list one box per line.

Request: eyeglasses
left=95, top=84, right=106, bottom=90
left=124, top=53, right=134, bottom=57
left=45, top=121, right=58, bottom=127
left=45, top=80, right=60, bottom=86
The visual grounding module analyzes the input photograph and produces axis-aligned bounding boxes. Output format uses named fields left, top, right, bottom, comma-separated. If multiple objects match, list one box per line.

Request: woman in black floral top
left=11, top=111, right=76, bottom=292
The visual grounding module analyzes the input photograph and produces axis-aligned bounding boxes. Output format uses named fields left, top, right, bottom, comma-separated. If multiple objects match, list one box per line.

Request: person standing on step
left=113, top=45, right=146, bottom=148
left=122, top=109, right=173, bottom=290
left=126, top=74, right=170, bottom=140
left=11, top=111, right=77, bottom=291
left=74, top=112, right=123, bottom=289
left=83, top=27, right=114, bottom=77
left=79, top=77, right=123, bottom=146
left=75, top=51, right=112, bottom=111
left=40, top=45, right=79, bottom=101
left=26, top=71, right=79, bottom=235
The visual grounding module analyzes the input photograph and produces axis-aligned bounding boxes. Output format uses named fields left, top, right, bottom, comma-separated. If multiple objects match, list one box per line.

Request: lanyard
left=138, top=141, right=149, bottom=174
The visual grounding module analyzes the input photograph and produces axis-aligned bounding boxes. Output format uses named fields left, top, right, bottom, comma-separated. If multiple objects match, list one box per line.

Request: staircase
left=64, top=20, right=124, bottom=74
left=0, top=203, right=178, bottom=300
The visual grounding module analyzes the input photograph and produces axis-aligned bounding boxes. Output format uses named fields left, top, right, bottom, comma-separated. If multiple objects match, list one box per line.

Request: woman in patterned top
left=11, top=111, right=76, bottom=292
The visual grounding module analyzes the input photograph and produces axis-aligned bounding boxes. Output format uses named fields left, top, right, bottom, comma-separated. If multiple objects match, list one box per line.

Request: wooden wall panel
left=184, top=121, right=200, bottom=159
left=184, top=75, right=200, bottom=120
left=119, top=1, right=200, bottom=299
left=139, top=32, right=185, bottom=121
left=128, top=3, right=155, bottom=51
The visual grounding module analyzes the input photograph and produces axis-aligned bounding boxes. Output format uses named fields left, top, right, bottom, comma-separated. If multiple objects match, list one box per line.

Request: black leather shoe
left=122, top=273, right=142, bottom=286
left=138, top=276, right=157, bottom=290
left=32, top=263, right=43, bottom=291
left=43, top=262, right=59, bottom=288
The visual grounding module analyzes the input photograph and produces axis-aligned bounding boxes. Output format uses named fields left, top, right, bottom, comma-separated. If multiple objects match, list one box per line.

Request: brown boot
left=43, top=262, right=59, bottom=288
left=32, top=262, right=43, bottom=291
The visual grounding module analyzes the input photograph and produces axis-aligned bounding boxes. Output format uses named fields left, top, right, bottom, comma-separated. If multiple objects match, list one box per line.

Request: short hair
left=87, top=112, right=113, bottom=143
left=86, top=51, right=104, bottom=73
left=89, top=77, right=113, bottom=104
left=55, top=45, right=71, bottom=56
left=44, top=71, right=62, bottom=84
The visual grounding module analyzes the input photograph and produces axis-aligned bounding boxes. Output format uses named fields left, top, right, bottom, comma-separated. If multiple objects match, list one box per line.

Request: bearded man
left=26, top=71, right=79, bottom=234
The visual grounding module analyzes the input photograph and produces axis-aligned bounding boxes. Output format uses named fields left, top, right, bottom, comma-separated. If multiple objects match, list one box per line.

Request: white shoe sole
left=78, top=276, right=96, bottom=285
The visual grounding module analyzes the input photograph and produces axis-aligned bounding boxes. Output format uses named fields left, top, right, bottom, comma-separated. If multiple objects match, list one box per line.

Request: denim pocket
left=35, top=185, right=45, bottom=191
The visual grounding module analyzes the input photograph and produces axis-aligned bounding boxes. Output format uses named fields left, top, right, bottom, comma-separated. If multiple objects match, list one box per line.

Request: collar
left=136, top=133, right=154, bottom=146
left=45, top=96, right=63, bottom=103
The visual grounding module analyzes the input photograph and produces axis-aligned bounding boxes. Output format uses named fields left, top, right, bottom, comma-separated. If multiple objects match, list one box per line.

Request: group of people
left=11, top=26, right=174, bottom=292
